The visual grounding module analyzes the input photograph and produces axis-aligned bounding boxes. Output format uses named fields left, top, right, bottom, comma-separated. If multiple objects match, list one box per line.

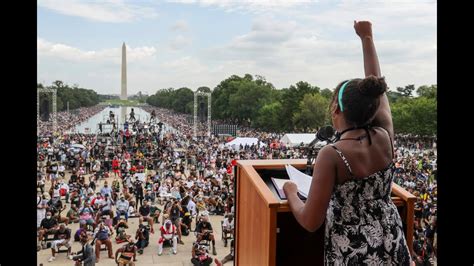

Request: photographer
left=135, top=222, right=150, bottom=254
left=191, top=243, right=213, bottom=266
left=170, top=199, right=185, bottom=245
left=215, top=196, right=225, bottom=215
left=48, top=191, right=69, bottom=224
left=195, top=214, right=217, bottom=255
left=93, top=221, right=114, bottom=262
left=72, top=233, right=95, bottom=266
left=115, top=218, right=131, bottom=243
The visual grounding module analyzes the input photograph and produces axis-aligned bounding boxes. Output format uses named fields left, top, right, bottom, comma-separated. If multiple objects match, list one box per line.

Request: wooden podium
left=235, top=159, right=415, bottom=266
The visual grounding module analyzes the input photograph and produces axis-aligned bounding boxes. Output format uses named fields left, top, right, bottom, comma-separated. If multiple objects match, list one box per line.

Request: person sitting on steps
left=158, top=219, right=178, bottom=255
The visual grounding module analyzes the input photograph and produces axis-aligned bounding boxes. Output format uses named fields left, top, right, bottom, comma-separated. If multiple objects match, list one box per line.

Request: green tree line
left=390, top=85, right=437, bottom=136
left=138, top=74, right=437, bottom=136
left=37, top=80, right=101, bottom=111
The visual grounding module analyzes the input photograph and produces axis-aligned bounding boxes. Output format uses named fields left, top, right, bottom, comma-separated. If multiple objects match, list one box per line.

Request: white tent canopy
left=280, top=133, right=315, bottom=147
left=225, top=137, right=266, bottom=151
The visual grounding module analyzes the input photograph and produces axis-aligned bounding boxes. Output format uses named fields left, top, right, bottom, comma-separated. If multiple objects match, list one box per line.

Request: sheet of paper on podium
left=285, top=164, right=313, bottom=199
left=270, top=177, right=291, bottom=199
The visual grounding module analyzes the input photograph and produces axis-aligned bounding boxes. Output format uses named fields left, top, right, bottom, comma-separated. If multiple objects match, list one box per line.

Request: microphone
left=316, top=125, right=335, bottom=143
left=308, top=125, right=335, bottom=147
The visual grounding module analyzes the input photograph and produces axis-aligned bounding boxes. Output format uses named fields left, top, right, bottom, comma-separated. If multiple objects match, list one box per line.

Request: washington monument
left=120, top=42, right=127, bottom=100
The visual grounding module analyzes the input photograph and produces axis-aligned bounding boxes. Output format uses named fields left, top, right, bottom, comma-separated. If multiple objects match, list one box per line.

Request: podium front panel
left=236, top=164, right=277, bottom=266
left=275, top=212, right=325, bottom=266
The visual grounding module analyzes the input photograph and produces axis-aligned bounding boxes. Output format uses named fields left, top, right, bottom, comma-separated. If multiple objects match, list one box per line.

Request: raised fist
left=354, top=20, right=373, bottom=39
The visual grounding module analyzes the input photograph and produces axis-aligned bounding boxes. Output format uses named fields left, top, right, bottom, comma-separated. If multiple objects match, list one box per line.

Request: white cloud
left=202, top=3, right=436, bottom=89
left=169, top=35, right=191, bottom=50
left=38, top=0, right=158, bottom=23
left=169, top=0, right=315, bottom=13
left=171, top=20, right=189, bottom=31
left=161, top=56, right=207, bottom=73
left=304, top=1, right=436, bottom=33
left=37, top=38, right=157, bottom=63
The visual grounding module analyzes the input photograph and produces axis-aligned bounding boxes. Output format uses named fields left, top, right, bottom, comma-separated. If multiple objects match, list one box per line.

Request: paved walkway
left=37, top=172, right=232, bottom=266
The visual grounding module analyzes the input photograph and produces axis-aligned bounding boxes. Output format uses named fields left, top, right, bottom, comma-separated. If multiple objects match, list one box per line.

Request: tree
left=150, top=88, right=175, bottom=109
left=52, top=80, right=64, bottom=89
left=387, top=90, right=404, bottom=103
left=253, top=102, right=283, bottom=132
left=43, top=80, right=100, bottom=111
left=172, top=87, right=194, bottom=114
left=212, top=75, right=247, bottom=121
left=142, top=75, right=436, bottom=136
left=197, top=86, right=211, bottom=93
left=292, top=93, right=329, bottom=132
left=212, top=74, right=274, bottom=123
left=279, top=81, right=320, bottom=131
left=416, top=85, right=437, bottom=99
left=391, top=96, right=437, bottom=136
left=396, top=84, right=415, bottom=97
left=254, top=75, right=275, bottom=90
left=227, top=78, right=273, bottom=124
left=320, top=88, right=333, bottom=100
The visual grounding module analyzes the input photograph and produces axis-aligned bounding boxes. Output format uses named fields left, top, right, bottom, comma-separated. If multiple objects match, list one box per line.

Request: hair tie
left=338, top=80, right=351, bottom=112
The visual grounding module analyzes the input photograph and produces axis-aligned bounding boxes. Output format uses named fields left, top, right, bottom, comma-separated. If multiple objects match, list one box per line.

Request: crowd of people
left=37, top=105, right=437, bottom=265
left=38, top=106, right=106, bottom=136
left=37, top=106, right=238, bottom=265
left=392, top=135, right=437, bottom=265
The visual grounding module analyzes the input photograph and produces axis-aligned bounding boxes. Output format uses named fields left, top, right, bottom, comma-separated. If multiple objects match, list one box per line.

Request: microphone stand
left=306, top=148, right=316, bottom=175
left=305, top=126, right=335, bottom=175
left=305, top=137, right=320, bottom=175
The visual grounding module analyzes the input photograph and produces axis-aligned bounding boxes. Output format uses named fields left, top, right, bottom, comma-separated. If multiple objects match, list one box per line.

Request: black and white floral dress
left=325, top=145, right=411, bottom=265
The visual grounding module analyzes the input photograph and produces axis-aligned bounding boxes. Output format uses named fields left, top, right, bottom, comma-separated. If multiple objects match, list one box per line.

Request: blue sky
left=38, top=0, right=437, bottom=95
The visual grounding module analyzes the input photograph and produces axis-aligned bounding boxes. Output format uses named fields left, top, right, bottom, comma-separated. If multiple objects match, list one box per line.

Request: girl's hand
left=283, top=181, right=298, bottom=196
left=354, top=20, right=373, bottom=39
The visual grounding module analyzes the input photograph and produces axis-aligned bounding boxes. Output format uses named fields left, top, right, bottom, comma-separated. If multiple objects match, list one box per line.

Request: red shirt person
left=112, top=158, right=120, bottom=177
